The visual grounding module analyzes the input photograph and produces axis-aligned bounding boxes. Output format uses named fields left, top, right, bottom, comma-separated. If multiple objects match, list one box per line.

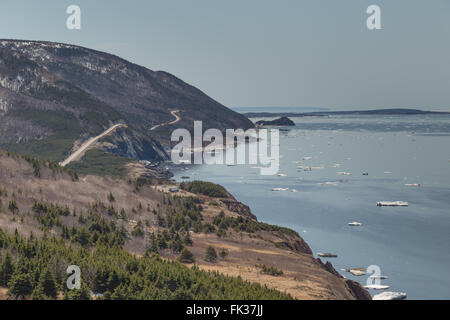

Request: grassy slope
left=0, top=151, right=368, bottom=300
left=2, top=109, right=82, bottom=162
left=0, top=152, right=292, bottom=300
left=67, top=149, right=132, bottom=177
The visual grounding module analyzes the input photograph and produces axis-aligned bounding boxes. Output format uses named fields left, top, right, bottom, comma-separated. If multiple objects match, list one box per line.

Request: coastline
left=166, top=172, right=371, bottom=300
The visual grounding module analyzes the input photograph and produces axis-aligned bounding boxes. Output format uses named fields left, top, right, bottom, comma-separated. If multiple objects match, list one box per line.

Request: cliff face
left=0, top=39, right=254, bottom=161
left=318, top=260, right=372, bottom=300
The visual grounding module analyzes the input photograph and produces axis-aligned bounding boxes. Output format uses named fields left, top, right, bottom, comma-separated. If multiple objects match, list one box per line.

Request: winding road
left=150, top=110, right=181, bottom=131
left=60, top=110, right=181, bottom=167
left=59, top=123, right=127, bottom=167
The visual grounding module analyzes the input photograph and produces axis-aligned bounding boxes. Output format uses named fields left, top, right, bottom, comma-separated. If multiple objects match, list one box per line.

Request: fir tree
left=178, top=248, right=196, bottom=263
left=204, top=246, right=218, bottom=263
left=35, top=269, right=58, bottom=299
left=8, top=272, right=33, bottom=299
left=0, top=252, right=14, bottom=286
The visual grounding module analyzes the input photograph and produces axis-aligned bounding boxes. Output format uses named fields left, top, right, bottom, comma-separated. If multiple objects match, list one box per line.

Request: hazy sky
left=1, top=0, right=449, bottom=111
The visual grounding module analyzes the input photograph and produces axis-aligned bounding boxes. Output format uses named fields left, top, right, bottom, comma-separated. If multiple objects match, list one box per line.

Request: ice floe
left=373, top=292, right=407, bottom=300
left=364, top=284, right=390, bottom=290
left=271, top=188, right=289, bottom=192
left=317, top=252, right=338, bottom=258
left=377, top=201, right=409, bottom=207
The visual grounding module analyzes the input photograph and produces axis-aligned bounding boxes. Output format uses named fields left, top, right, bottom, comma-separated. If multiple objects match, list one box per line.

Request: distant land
left=242, top=108, right=450, bottom=118
left=233, top=106, right=329, bottom=113
left=256, top=117, right=296, bottom=126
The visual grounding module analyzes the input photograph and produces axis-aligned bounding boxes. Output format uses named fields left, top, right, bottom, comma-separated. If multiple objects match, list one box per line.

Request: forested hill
left=0, top=39, right=253, bottom=162
left=0, top=151, right=369, bottom=300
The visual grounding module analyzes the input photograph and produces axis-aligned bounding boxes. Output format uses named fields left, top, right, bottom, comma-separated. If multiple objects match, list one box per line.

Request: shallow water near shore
left=172, top=114, right=450, bottom=299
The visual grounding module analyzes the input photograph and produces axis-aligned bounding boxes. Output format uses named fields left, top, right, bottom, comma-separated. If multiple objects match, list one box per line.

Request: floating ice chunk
left=318, top=182, right=338, bottom=187
left=346, top=268, right=367, bottom=276
left=377, top=201, right=409, bottom=207
left=317, top=253, right=338, bottom=258
left=271, top=188, right=289, bottom=191
left=373, top=292, right=407, bottom=300
left=364, top=285, right=390, bottom=290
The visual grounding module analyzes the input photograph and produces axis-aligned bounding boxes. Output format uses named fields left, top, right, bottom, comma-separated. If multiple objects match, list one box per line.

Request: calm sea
left=172, top=114, right=450, bottom=299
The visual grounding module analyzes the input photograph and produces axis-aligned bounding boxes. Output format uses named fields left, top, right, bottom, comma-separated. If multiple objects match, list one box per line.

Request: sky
left=0, top=0, right=449, bottom=111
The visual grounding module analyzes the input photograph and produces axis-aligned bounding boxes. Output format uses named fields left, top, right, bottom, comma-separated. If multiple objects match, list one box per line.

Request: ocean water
left=171, top=114, right=450, bottom=299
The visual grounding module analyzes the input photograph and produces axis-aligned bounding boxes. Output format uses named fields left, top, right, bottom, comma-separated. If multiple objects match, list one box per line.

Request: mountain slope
left=0, top=39, right=253, bottom=162
left=0, top=151, right=370, bottom=300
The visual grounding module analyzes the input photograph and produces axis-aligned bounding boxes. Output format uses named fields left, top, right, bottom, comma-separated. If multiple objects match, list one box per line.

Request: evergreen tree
left=183, top=233, right=193, bottom=246
left=145, top=234, right=159, bottom=255
left=31, top=285, right=47, bottom=300
left=108, top=192, right=115, bottom=202
left=64, top=281, right=91, bottom=300
left=8, top=200, right=19, bottom=215
left=178, top=248, right=196, bottom=263
left=169, top=237, right=184, bottom=253
left=35, top=269, right=58, bottom=299
left=8, top=273, right=33, bottom=299
left=204, top=246, right=218, bottom=263
left=219, top=248, right=229, bottom=260
left=75, top=227, right=91, bottom=247
left=0, top=252, right=14, bottom=286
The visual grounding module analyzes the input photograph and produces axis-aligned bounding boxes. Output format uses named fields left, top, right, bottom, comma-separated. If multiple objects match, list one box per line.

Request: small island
left=256, top=116, right=295, bottom=126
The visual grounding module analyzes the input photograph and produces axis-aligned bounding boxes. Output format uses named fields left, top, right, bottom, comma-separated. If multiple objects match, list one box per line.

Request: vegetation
left=219, top=248, right=229, bottom=260
left=213, top=212, right=299, bottom=238
left=33, top=200, right=126, bottom=247
left=178, top=248, right=196, bottom=263
left=0, top=151, right=78, bottom=181
left=0, top=227, right=291, bottom=300
left=8, top=200, right=19, bottom=215
left=67, top=149, right=131, bottom=177
left=180, top=181, right=229, bottom=198
left=204, top=246, right=218, bottom=263
left=3, top=108, right=83, bottom=162
left=256, top=264, right=284, bottom=277
left=0, top=151, right=298, bottom=300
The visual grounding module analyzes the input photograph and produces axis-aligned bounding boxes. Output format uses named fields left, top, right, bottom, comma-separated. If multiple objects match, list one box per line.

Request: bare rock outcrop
left=221, top=199, right=258, bottom=221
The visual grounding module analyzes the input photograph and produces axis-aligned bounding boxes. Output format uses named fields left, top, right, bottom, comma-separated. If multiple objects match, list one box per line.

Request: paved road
left=150, top=110, right=181, bottom=131
left=59, top=123, right=127, bottom=167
